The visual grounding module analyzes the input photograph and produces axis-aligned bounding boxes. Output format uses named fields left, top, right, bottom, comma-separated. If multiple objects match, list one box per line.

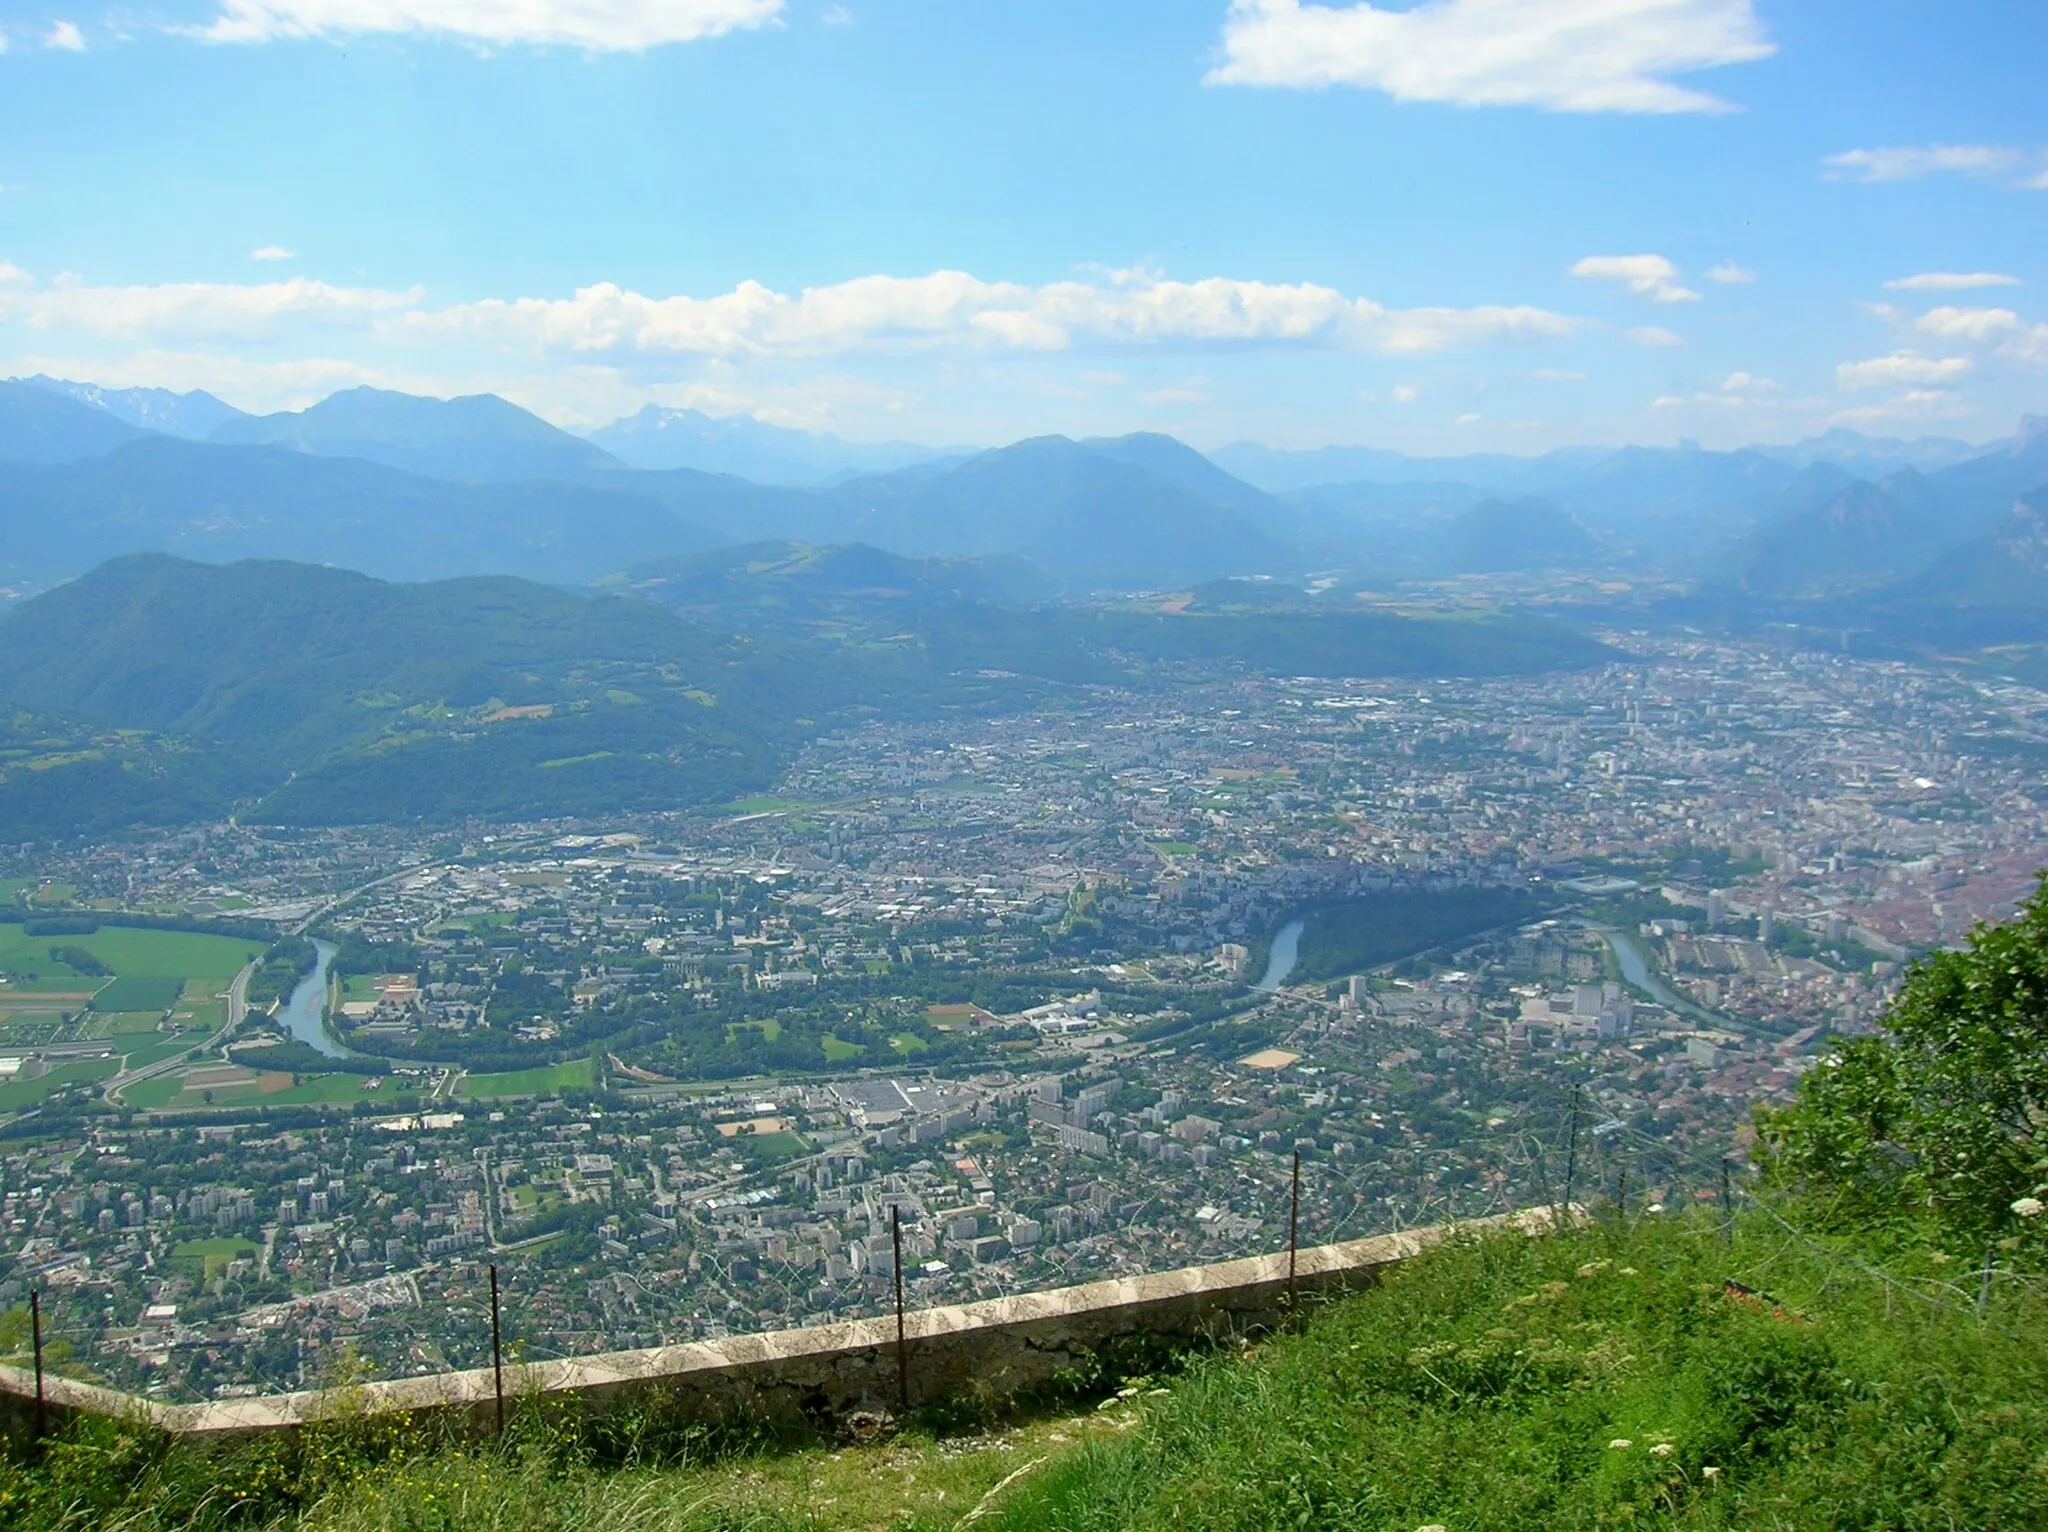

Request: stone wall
left=0, top=1210, right=1562, bottom=1450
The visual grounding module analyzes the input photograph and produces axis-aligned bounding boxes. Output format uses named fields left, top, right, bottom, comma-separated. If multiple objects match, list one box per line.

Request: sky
left=0, top=0, right=2044, bottom=453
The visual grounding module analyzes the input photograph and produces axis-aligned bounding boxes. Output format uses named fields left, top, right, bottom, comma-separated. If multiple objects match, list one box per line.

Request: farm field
left=458, top=1058, right=594, bottom=1098
left=0, top=1056, right=120, bottom=1110
left=125, top=1063, right=395, bottom=1111
left=0, top=921, right=261, bottom=983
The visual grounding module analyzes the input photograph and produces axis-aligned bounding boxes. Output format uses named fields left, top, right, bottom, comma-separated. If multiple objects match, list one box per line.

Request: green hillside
left=0, top=555, right=838, bottom=825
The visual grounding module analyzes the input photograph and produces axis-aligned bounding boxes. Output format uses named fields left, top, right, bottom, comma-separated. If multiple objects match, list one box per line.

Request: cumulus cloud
left=1884, top=271, right=2021, bottom=291
left=1572, top=254, right=1698, bottom=303
left=191, top=0, right=783, bottom=50
left=1206, top=0, right=1772, bottom=113
left=1835, top=352, right=1971, bottom=391
left=1913, top=306, right=2023, bottom=343
left=0, top=272, right=421, bottom=341
left=1706, top=262, right=1755, bottom=284
left=1822, top=144, right=2029, bottom=183
left=46, top=20, right=85, bottom=49
left=415, top=268, right=1581, bottom=359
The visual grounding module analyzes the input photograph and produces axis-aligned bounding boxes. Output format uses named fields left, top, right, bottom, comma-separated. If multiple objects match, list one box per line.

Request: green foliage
left=1760, top=872, right=2048, bottom=1253
left=247, top=936, right=318, bottom=1009
left=1290, top=886, right=1552, bottom=982
left=46, top=943, right=109, bottom=977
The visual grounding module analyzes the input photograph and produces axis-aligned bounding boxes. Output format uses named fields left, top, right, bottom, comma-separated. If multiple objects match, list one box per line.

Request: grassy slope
left=7, top=1216, right=2045, bottom=1531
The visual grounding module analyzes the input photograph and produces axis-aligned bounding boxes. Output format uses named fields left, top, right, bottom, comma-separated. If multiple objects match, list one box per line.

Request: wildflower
left=1702, top=1466, right=1722, bottom=1481
left=2013, top=1196, right=2045, bottom=1219
left=1646, top=1202, right=1666, bottom=1214
left=1609, top=1439, right=1632, bottom=1450
left=1618, top=1267, right=1639, bottom=1276
left=1649, top=1443, right=1674, bottom=1457
left=1418, top=1525, right=1449, bottom=1532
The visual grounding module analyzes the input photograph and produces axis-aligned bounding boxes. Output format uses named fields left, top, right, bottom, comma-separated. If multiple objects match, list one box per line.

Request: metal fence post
left=1288, top=1149, right=1302, bottom=1317
left=489, top=1263, right=505, bottom=1437
left=891, top=1205, right=909, bottom=1415
left=31, top=1287, right=46, bottom=1446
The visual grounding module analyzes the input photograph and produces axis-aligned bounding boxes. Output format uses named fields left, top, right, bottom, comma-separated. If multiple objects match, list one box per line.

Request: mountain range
left=7, top=376, right=2046, bottom=624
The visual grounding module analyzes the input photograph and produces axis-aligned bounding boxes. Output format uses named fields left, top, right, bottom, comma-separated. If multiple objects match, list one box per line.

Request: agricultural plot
left=125, top=1063, right=394, bottom=1111
left=90, top=976, right=185, bottom=1013
left=457, top=1058, right=594, bottom=1098
left=0, top=922, right=260, bottom=983
left=0, top=1056, right=121, bottom=1110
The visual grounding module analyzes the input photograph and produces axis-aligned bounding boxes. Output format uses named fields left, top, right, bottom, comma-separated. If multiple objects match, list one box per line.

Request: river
left=1254, top=919, right=1304, bottom=991
left=277, top=939, right=356, bottom=1058
left=1596, top=925, right=1735, bottom=1030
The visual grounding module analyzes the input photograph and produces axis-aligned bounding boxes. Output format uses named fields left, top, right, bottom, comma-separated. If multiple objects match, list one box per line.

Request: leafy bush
left=1760, top=871, right=2048, bottom=1254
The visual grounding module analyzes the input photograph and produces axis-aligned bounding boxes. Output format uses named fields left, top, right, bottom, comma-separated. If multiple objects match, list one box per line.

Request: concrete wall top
left=0, top=1209, right=1566, bottom=1441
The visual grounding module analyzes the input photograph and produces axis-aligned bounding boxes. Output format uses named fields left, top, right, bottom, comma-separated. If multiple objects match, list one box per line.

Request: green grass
left=0, top=1056, right=119, bottom=1109
left=979, top=1215, right=2048, bottom=1532
left=889, top=1031, right=930, bottom=1055
left=119, top=1073, right=188, bottom=1110
left=735, top=1130, right=810, bottom=1162
left=89, top=976, right=186, bottom=1013
left=257, top=1073, right=392, bottom=1107
left=170, top=1236, right=259, bottom=1281
left=0, top=922, right=258, bottom=982
left=821, top=1032, right=864, bottom=1062
left=458, top=1058, right=594, bottom=1098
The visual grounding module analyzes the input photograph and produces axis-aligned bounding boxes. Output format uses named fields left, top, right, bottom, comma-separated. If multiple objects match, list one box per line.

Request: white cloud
left=0, top=263, right=31, bottom=286
left=1835, top=352, right=1971, bottom=390
left=1529, top=368, right=1584, bottom=381
left=1455, top=412, right=1481, bottom=425
left=1883, top=271, right=2021, bottom=291
left=1706, top=262, right=1755, bottom=284
left=1719, top=370, right=1779, bottom=394
left=0, top=273, right=421, bottom=341
left=1623, top=325, right=1683, bottom=348
left=1913, top=306, right=2022, bottom=343
left=1822, top=144, right=2031, bottom=184
left=1570, top=254, right=1699, bottom=303
left=250, top=245, right=297, bottom=262
left=416, top=268, right=1581, bottom=359
left=46, top=20, right=85, bottom=50
left=191, top=0, right=783, bottom=50
left=1391, top=384, right=1417, bottom=403
left=1206, top=0, right=1772, bottom=113
left=821, top=4, right=852, bottom=23
left=1829, top=389, right=1969, bottom=427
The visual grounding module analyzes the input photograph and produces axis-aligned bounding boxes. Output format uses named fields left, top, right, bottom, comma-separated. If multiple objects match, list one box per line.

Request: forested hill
left=0, top=555, right=848, bottom=828
left=0, top=555, right=1614, bottom=836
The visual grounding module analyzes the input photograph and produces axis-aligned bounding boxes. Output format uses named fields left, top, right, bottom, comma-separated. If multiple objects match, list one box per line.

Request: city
left=5, top=626, right=2042, bottom=1401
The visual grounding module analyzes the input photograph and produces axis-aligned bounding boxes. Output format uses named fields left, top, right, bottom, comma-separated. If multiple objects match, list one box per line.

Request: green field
left=821, top=1033, right=864, bottom=1063
left=0, top=1056, right=120, bottom=1110
left=458, top=1058, right=594, bottom=1098
left=889, top=1032, right=931, bottom=1055
left=735, top=1129, right=810, bottom=1162
left=0, top=923, right=260, bottom=982
left=171, top=1236, right=259, bottom=1281
left=89, top=976, right=185, bottom=1013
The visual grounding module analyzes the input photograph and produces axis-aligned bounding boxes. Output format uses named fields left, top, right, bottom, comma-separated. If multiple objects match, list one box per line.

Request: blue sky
left=1, top=0, right=2044, bottom=452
